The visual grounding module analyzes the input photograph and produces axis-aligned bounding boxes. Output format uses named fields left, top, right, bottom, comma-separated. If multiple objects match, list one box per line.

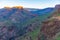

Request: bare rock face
left=38, top=18, right=60, bottom=40
left=55, top=4, right=60, bottom=13
left=51, top=4, right=60, bottom=17
left=55, top=4, right=60, bottom=9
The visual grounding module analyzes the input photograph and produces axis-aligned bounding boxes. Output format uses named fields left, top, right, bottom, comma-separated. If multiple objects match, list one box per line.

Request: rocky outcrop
left=55, top=4, right=60, bottom=13
left=55, top=4, right=60, bottom=9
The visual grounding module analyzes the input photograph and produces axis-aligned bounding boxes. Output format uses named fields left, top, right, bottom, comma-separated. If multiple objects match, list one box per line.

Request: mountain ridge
left=0, top=5, right=60, bottom=40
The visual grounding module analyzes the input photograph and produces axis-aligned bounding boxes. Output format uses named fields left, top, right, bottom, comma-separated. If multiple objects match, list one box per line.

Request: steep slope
left=38, top=4, right=60, bottom=40
left=0, top=6, right=54, bottom=40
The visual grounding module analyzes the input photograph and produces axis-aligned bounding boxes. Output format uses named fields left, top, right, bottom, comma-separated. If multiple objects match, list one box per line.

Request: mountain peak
left=4, top=6, right=11, bottom=9
left=12, top=6, right=23, bottom=9
left=4, top=6, right=23, bottom=9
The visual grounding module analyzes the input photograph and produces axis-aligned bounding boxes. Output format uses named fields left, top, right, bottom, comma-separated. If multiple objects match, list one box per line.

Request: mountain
left=38, top=4, right=60, bottom=40
left=0, top=6, right=56, bottom=40
left=24, top=8, right=54, bottom=15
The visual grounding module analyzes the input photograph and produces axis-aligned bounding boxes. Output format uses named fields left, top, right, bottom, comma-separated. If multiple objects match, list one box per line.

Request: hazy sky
left=0, top=0, right=60, bottom=8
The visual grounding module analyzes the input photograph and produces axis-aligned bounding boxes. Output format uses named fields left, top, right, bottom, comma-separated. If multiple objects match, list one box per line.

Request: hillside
left=38, top=4, right=60, bottom=40
left=0, top=6, right=55, bottom=40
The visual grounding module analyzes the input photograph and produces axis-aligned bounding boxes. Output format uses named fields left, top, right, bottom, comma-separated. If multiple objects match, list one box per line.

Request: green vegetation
left=57, top=13, right=60, bottom=16
left=56, top=37, right=60, bottom=40
left=29, top=27, right=40, bottom=40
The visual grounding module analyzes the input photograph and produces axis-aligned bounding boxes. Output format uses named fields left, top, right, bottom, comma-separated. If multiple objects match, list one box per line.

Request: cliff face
left=55, top=4, right=60, bottom=9
left=55, top=4, right=60, bottom=13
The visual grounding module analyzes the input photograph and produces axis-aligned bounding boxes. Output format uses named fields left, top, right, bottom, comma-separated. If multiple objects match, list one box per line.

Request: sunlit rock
left=4, top=6, right=11, bottom=10
left=4, top=6, right=11, bottom=9
left=13, top=6, right=23, bottom=9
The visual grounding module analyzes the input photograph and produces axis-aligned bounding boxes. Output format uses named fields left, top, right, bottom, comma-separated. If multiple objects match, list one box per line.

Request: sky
left=0, top=0, right=60, bottom=9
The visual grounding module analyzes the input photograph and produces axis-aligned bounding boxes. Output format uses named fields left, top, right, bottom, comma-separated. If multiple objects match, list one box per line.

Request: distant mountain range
left=0, top=5, right=60, bottom=40
left=24, top=8, right=54, bottom=15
